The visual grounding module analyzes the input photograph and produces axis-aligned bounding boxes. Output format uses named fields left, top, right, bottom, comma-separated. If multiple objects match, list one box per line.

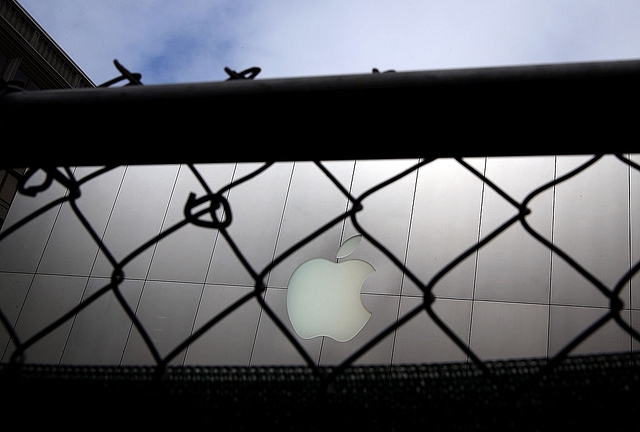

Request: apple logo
left=286, top=234, right=375, bottom=342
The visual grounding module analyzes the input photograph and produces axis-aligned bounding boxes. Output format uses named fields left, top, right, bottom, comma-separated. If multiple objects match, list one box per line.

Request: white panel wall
left=0, top=157, right=637, bottom=366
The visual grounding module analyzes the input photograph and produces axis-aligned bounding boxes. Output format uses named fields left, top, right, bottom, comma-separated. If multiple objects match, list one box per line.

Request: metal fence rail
left=1, top=59, right=640, bottom=430
left=2, top=58, right=640, bottom=165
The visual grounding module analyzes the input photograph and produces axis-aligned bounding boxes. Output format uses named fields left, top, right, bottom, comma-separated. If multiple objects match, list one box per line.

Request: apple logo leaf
left=336, top=234, right=362, bottom=259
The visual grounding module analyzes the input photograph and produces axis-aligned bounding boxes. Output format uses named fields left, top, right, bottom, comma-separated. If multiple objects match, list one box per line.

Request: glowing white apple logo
left=286, top=235, right=375, bottom=342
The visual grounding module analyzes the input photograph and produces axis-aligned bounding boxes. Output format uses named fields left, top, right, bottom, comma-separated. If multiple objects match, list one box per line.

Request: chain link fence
left=1, top=60, right=639, bottom=430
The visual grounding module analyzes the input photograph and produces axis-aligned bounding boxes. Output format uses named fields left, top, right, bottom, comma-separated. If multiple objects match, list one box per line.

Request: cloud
left=234, top=0, right=640, bottom=79
left=16, top=0, right=640, bottom=85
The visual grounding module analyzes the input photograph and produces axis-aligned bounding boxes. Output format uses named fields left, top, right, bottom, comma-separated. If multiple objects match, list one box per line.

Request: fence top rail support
left=2, top=58, right=640, bottom=166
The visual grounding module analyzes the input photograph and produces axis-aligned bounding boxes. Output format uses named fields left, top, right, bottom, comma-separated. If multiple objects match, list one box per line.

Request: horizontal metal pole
left=2, top=59, right=640, bottom=166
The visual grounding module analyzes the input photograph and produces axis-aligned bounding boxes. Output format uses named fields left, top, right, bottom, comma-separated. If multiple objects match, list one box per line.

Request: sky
left=15, top=0, right=640, bottom=86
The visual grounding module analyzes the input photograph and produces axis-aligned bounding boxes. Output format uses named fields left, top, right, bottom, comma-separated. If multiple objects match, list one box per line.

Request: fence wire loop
left=98, top=59, right=143, bottom=87
left=224, top=66, right=261, bottom=80
left=19, top=167, right=79, bottom=198
left=371, top=68, right=395, bottom=73
left=184, top=192, right=232, bottom=229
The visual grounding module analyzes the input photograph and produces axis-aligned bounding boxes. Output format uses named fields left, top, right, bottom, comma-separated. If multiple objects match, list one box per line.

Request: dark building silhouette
left=0, top=0, right=94, bottom=227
